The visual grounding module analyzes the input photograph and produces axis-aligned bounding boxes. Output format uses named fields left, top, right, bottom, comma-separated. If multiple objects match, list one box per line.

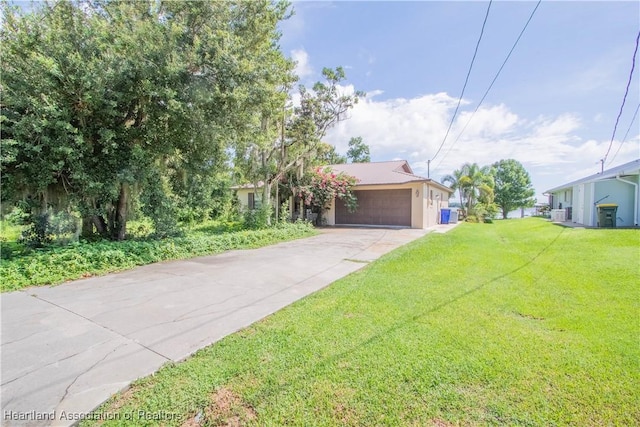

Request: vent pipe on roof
left=615, top=175, right=638, bottom=226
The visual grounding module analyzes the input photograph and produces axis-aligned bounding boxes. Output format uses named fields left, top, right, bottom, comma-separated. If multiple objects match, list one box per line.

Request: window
left=248, top=193, right=255, bottom=210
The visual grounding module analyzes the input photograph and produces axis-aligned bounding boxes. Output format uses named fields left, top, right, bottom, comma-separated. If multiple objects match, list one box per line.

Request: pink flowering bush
left=296, top=167, right=358, bottom=223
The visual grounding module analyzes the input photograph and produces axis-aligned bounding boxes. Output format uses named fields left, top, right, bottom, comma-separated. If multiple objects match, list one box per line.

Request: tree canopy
left=1, top=0, right=294, bottom=239
left=492, top=159, right=536, bottom=219
left=346, top=136, right=370, bottom=163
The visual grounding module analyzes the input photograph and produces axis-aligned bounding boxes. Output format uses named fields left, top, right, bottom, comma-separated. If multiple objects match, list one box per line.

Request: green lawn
left=85, top=218, right=639, bottom=426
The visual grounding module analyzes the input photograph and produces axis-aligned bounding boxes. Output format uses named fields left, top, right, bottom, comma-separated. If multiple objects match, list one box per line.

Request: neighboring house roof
left=231, top=181, right=264, bottom=190
left=545, top=159, right=640, bottom=193
left=326, top=160, right=453, bottom=193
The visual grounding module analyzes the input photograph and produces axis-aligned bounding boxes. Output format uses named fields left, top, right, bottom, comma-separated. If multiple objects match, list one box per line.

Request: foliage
left=242, top=204, right=274, bottom=230
left=492, top=159, right=536, bottom=219
left=441, top=167, right=467, bottom=210
left=83, top=219, right=639, bottom=426
left=460, top=163, right=494, bottom=214
left=314, top=142, right=347, bottom=165
left=469, top=202, right=499, bottom=223
left=346, top=136, right=371, bottom=163
left=4, top=206, right=29, bottom=226
left=234, top=66, right=363, bottom=224
left=1, top=222, right=315, bottom=292
left=296, top=167, right=358, bottom=224
left=1, top=0, right=291, bottom=240
left=443, top=162, right=495, bottom=216
left=21, top=210, right=80, bottom=247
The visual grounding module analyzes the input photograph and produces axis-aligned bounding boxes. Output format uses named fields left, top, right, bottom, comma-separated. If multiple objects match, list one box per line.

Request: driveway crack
left=56, top=342, right=126, bottom=410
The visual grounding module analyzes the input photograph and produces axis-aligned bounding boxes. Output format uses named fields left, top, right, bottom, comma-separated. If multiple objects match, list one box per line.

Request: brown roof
left=327, top=160, right=453, bottom=193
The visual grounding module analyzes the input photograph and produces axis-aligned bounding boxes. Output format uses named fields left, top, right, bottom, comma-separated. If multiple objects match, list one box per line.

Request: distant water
left=506, top=207, right=536, bottom=219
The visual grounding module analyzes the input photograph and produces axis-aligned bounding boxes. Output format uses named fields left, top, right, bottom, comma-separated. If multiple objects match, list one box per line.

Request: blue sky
left=280, top=1, right=640, bottom=201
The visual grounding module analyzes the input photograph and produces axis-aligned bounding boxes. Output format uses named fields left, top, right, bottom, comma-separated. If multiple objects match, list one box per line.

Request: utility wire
left=602, top=30, right=640, bottom=166
left=435, top=0, right=542, bottom=171
left=430, top=0, right=493, bottom=163
left=607, top=102, right=640, bottom=167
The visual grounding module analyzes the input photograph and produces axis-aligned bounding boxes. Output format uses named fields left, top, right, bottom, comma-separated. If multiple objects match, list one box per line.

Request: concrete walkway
left=1, top=224, right=459, bottom=426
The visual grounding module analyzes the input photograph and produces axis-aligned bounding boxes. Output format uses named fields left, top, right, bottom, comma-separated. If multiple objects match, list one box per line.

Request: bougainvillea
left=296, top=167, right=358, bottom=222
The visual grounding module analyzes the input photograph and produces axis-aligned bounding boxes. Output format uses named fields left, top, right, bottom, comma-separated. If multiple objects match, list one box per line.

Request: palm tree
left=441, top=167, right=467, bottom=210
left=459, top=162, right=494, bottom=214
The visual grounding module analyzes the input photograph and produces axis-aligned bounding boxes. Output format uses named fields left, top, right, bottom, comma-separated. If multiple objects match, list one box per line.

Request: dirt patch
left=181, top=387, right=256, bottom=427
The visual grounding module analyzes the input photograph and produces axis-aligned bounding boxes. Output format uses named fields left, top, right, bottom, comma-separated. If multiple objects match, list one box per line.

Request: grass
left=0, top=221, right=316, bottom=292
left=83, top=218, right=638, bottom=425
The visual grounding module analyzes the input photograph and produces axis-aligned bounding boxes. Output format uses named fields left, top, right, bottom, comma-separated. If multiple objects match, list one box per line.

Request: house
left=233, top=160, right=454, bottom=229
left=544, top=159, right=639, bottom=227
left=324, top=160, right=453, bottom=229
left=232, top=182, right=293, bottom=217
left=233, top=182, right=264, bottom=210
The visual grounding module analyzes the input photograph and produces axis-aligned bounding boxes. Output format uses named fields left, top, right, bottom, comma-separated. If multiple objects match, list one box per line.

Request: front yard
left=85, top=218, right=639, bottom=426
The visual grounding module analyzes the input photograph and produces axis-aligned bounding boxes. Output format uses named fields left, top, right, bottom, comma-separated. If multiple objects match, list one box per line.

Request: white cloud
left=323, top=89, right=640, bottom=198
left=291, top=49, right=313, bottom=80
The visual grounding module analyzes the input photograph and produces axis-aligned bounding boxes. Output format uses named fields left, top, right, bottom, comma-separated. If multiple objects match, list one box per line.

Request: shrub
left=20, top=210, right=80, bottom=248
left=243, top=204, right=273, bottom=229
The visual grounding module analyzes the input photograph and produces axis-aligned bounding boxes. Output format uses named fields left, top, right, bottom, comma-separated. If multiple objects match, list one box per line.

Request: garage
left=335, top=189, right=412, bottom=226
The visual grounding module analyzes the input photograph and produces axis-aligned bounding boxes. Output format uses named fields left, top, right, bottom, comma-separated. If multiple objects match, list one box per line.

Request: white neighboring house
left=545, top=159, right=639, bottom=227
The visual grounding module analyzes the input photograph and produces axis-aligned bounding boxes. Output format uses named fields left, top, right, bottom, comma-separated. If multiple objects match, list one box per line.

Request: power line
left=607, top=102, right=640, bottom=167
left=435, top=0, right=542, bottom=171
left=430, top=0, right=493, bottom=165
left=602, top=30, right=640, bottom=165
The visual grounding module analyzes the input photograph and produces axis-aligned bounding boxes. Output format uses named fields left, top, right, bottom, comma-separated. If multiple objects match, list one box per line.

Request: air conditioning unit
left=551, top=209, right=566, bottom=222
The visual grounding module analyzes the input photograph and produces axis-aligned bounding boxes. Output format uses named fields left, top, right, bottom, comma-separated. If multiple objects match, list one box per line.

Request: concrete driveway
left=1, top=227, right=437, bottom=426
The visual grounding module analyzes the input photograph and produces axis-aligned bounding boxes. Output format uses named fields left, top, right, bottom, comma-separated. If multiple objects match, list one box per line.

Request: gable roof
left=545, top=159, right=640, bottom=193
left=327, top=160, right=453, bottom=193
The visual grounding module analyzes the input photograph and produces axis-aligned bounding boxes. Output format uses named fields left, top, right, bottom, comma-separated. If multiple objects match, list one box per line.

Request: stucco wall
left=235, top=188, right=254, bottom=209
left=424, top=183, right=449, bottom=228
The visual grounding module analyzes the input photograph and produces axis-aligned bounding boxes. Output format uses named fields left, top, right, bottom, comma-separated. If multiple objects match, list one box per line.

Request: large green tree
left=492, top=159, right=536, bottom=219
left=1, top=0, right=290, bottom=239
left=234, top=66, right=362, bottom=222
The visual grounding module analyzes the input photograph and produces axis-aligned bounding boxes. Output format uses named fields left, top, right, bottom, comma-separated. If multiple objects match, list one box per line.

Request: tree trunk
left=92, top=215, right=108, bottom=238
left=274, top=182, right=279, bottom=223
left=81, top=216, right=94, bottom=237
left=264, top=181, right=272, bottom=226
left=114, top=183, right=128, bottom=241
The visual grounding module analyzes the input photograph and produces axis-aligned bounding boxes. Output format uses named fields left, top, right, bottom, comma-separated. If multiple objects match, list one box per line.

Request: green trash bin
left=596, top=203, right=618, bottom=228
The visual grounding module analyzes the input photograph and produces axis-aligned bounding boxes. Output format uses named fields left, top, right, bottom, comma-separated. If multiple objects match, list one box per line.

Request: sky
left=279, top=1, right=640, bottom=202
